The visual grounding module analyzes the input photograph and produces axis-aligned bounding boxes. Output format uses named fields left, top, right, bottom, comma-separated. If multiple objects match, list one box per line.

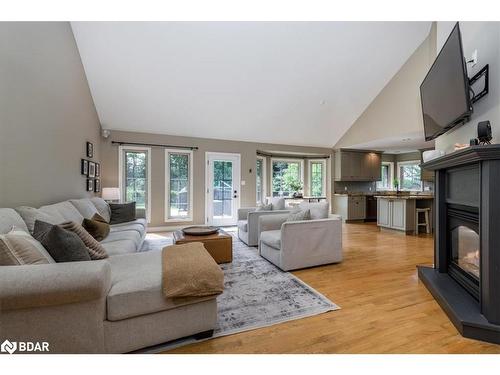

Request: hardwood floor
left=162, top=222, right=500, bottom=354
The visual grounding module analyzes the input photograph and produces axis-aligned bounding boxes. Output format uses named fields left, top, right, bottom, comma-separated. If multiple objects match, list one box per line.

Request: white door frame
left=205, top=152, right=241, bottom=226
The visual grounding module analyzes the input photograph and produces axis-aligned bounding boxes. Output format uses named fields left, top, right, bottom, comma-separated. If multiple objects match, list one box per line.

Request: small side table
left=172, top=229, right=233, bottom=264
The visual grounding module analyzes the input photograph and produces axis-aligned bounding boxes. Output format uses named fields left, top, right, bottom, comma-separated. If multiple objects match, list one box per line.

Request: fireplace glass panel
left=451, top=226, right=480, bottom=279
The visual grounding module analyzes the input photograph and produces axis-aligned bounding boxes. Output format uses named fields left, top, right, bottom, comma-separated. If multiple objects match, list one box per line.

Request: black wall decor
left=94, top=179, right=101, bottom=193
left=86, top=141, right=94, bottom=158
left=88, top=161, right=96, bottom=178
left=86, top=178, right=94, bottom=192
left=81, top=159, right=88, bottom=175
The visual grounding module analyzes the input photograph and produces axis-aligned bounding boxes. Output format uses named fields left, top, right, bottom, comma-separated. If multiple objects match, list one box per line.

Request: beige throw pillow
left=0, top=227, right=54, bottom=265
left=60, top=221, right=108, bottom=260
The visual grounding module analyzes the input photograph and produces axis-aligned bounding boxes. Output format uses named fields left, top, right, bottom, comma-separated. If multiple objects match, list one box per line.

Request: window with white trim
left=165, top=149, right=193, bottom=221
left=256, top=156, right=267, bottom=204
left=308, top=159, right=326, bottom=197
left=119, top=146, right=151, bottom=221
left=271, top=159, right=304, bottom=197
left=376, top=161, right=394, bottom=190
left=397, top=160, right=422, bottom=191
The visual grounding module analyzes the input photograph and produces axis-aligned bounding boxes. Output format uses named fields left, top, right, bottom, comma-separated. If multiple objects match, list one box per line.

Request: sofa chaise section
left=104, top=251, right=217, bottom=353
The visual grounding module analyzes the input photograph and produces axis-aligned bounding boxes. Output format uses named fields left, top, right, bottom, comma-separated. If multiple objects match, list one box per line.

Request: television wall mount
left=469, top=64, right=489, bottom=104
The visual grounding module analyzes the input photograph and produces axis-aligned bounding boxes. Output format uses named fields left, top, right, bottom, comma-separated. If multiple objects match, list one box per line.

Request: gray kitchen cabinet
left=334, top=150, right=382, bottom=181
left=376, top=197, right=416, bottom=233
left=333, top=195, right=366, bottom=221
left=348, top=196, right=366, bottom=220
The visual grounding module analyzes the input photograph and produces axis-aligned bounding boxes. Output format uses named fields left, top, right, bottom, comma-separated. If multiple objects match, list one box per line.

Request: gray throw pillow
left=256, top=203, right=272, bottom=211
left=109, top=202, right=136, bottom=224
left=60, top=221, right=108, bottom=260
left=33, top=221, right=91, bottom=263
left=286, top=209, right=311, bottom=222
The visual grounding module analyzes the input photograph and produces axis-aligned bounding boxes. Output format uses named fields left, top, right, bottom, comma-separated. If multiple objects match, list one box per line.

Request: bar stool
left=416, top=208, right=431, bottom=234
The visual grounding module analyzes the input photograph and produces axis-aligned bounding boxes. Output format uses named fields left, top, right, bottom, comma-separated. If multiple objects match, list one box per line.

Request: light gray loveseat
left=237, top=197, right=289, bottom=247
left=0, top=198, right=217, bottom=353
left=258, top=202, right=342, bottom=271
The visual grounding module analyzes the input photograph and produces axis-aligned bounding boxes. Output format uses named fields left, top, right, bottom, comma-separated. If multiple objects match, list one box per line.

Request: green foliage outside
left=272, top=161, right=302, bottom=197
left=125, top=151, right=147, bottom=209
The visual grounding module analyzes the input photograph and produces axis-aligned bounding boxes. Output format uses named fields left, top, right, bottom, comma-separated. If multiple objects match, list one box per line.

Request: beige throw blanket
left=162, top=242, right=224, bottom=298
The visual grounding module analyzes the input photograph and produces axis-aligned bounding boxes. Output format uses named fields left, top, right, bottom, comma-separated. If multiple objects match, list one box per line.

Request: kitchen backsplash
left=334, top=181, right=377, bottom=193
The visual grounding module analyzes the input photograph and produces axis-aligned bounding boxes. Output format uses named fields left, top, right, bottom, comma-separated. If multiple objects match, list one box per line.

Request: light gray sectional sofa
left=0, top=197, right=217, bottom=353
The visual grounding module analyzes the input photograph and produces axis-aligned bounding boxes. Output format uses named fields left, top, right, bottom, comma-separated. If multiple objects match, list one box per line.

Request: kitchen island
left=375, top=194, right=434, bottom=234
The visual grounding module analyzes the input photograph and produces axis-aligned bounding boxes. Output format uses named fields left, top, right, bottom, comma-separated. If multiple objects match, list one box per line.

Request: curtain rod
left=112, top=141, right=198, bottom=151
left=256, top=151, right=331, bottom=159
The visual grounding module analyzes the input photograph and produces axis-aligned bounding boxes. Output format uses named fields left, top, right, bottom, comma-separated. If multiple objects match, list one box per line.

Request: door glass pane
left=169, top=153, right=190, bottom=219
left=213, top=160, right=233, bottom=218
left=124, top=151, right=147, bottom=210
left=272, top=161, right=301, bottom=197
left=310, top=162, right=324, bottom=197
left=256, top=158, right=263, bottom=203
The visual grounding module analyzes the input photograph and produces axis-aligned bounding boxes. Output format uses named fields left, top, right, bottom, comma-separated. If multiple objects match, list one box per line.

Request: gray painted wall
left=435, top=22, right=500, bottom=152
left=100, top=130, right=333, bottom=227
left=0, top=22, right=101, bottom=208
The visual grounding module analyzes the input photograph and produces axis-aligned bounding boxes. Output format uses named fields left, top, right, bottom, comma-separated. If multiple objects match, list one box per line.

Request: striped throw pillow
left=60, top=221, right=108, bottom=260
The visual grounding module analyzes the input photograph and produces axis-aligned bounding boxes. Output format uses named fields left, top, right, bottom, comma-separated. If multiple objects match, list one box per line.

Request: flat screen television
left=420, top=22, right=472, bottom=141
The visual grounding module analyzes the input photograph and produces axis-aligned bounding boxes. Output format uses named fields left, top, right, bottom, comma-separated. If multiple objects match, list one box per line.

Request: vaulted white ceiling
left=71, top=22, right=431, bottom=148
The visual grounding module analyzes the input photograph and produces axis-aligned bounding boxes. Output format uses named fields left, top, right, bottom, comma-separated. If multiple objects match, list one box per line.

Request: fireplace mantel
left=418, top=144, right=500, bottom=344
left=421, top=144, right=500, bottom=170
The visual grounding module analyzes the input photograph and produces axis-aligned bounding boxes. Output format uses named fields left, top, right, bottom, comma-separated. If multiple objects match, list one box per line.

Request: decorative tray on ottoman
left=182, top=226, right=219, bottom=236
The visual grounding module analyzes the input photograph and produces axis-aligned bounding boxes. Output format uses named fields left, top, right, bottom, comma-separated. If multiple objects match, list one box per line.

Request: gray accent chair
left=237, top=197, right=289, bottom=247
left=0, top=198, right=217, bottom=353
left=258, top=202, right=342, bottom=271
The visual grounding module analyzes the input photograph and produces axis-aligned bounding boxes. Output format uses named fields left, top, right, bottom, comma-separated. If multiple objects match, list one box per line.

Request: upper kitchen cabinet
left=334, top=149, right=382, bottom=181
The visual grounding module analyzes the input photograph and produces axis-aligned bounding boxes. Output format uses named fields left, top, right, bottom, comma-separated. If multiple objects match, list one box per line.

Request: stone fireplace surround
left=418, top=145, right=500, bottom=345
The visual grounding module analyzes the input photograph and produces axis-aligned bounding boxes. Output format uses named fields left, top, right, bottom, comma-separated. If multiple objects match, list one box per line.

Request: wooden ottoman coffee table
left=172, top=228, right=233, bottom=264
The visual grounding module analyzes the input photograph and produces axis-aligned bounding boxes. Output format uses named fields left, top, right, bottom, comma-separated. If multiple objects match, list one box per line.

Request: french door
left=206, top=152, right=241, bottom=226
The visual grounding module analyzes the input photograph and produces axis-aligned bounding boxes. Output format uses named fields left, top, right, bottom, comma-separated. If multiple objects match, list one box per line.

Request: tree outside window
left=124, top=151, right=147, bottom=209
left=398, top=161, right=422, bottom=191
left=169, top=153, right=190, bottom=218
left=256, top=158, right=264, bottom=203
left=272, top=160, right=302, bottom=197
left=310, top=161, right=325, bottom=197
left=376, top=162, right=394, bottom=190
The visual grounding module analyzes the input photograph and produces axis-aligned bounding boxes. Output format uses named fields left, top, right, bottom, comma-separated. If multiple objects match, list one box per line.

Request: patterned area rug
left=138, top=231, right=339, bottom=352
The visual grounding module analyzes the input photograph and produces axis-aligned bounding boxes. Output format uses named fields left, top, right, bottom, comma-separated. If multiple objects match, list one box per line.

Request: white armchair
left=258, top=212, right=342, bottom=271
left=237, top=207, right=290, bottom=246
